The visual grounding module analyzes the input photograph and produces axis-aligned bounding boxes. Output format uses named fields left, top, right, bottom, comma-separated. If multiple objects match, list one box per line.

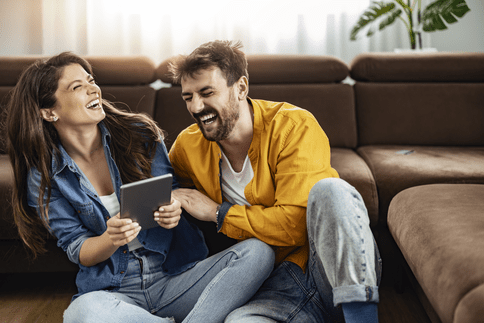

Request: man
left=169, top=40, right=381, bottom=323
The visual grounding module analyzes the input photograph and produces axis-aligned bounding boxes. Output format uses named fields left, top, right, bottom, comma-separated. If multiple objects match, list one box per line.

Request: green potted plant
left=350, top=0, right=471, bottom=50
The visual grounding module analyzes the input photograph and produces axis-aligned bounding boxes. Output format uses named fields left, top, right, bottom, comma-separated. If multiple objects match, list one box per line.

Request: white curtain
left=39, top=0, right=416, bottom=65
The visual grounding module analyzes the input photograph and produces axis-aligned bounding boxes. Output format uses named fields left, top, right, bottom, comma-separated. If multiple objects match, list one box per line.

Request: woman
left=5, top=52, right=274, bottom=323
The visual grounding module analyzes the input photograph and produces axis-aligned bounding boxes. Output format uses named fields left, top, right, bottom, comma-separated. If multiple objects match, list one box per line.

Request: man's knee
left=307, top=178, right=368, bottom=229
left=308, top=178, right=354, bottom=203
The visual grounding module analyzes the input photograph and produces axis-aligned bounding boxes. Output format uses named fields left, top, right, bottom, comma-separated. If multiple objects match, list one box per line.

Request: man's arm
left=171, top=114, right=338, bottom=247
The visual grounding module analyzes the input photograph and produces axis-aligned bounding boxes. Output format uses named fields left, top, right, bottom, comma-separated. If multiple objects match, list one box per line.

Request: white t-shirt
left=99, top=192, right=143, bottom=251
left=220, top=152, right=253, bottom=206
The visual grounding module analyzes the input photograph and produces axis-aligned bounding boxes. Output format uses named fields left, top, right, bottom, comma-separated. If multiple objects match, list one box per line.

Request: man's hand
left=172, top=188, right=219, bottom=223
left=106, top=214, right=141, bottom=247
left=154, top=197, right=182, bottom=229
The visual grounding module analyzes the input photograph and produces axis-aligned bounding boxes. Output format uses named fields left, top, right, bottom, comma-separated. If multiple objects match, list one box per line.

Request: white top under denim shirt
left=27, top=121, right=208, bottom=301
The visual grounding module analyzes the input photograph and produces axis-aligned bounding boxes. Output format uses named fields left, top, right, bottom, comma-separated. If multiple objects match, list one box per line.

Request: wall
left=0, top=0, right=43, bottom=55
left=0, top=0, right=483, bottom=58
left=428, top=0, right=484, bottom=52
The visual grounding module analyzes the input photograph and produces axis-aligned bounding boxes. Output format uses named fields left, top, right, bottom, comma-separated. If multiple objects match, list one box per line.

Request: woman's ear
left=40, top=108, right=57, bottom=123
left=236, top=76, right=249, bottom=101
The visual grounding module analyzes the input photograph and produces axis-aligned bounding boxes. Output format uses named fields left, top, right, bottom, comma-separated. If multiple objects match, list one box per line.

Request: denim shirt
left=27, top=122, right=208, bottom=299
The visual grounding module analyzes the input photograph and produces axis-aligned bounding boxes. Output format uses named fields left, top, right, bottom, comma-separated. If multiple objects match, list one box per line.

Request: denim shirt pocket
left=71, top=201, right=104, bottom=234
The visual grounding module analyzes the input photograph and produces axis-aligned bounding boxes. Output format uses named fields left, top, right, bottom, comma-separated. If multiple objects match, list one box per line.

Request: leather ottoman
left=388, top=184, right=484, bottom=323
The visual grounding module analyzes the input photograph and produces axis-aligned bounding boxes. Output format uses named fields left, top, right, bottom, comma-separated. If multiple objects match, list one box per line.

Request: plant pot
left=394, top=48, right=438, bottom=53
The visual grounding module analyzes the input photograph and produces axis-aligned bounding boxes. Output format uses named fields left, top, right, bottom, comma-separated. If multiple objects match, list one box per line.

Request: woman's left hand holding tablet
left=106, top=214, right=142, bottom=247
left=154, top=197, right=182, bottom=229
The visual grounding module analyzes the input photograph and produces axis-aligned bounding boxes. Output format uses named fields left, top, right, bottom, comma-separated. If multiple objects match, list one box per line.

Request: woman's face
left=46, top=63, right=105, bottom=129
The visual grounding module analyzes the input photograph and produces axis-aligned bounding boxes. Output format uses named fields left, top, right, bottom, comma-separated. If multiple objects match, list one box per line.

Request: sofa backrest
left=351, top=52, right=484, bottom=146
left=0, top=55, right=157, bottom=153
left=155, top=55, right=357, bottom=150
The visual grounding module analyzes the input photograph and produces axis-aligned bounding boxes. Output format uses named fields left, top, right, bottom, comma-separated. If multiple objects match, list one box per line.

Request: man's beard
left=195, top=93, right=240, bottom=142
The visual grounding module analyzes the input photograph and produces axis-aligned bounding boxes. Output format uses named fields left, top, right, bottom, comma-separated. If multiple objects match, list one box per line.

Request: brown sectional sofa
left=0, top=52, right=483, bottom=322
left=350, top=53, right=484, bottom=323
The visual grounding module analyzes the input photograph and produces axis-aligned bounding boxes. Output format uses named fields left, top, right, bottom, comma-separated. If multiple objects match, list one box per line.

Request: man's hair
left=169, top=40, right=248, bottom=86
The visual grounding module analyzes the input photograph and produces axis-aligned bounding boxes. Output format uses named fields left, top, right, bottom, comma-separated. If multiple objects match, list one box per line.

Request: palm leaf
left=422, top=0, right=471, bottom=32
left=379, top=8, right=403, bottom=31
left=394, top=0, right=411, bottom=11
left=350, top=1, right=402, bottom=40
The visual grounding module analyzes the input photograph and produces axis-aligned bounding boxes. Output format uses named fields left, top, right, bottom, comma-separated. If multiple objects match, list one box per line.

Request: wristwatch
left=215, top=204, right=221, bottom=225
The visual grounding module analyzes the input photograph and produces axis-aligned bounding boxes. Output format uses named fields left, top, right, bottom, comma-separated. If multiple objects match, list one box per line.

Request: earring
left=52, top=116, right=58, bottom=122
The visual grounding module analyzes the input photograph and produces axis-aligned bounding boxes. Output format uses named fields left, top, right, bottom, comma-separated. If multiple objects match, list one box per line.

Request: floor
left=0, top=271, right=431, bottom=323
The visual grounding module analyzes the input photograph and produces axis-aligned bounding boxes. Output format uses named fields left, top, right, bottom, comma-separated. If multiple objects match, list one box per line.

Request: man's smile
left=199, top=113, right=217, bottom=125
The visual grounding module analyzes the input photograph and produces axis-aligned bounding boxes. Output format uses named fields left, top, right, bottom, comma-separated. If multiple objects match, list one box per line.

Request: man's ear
left=236, top=76, right=249, bottom=101
left=40, top=108, right=57, bottom=122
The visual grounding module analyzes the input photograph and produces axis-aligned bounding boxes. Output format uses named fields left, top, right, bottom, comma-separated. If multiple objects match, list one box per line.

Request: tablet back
left=120, top=173, right=172, bottom=230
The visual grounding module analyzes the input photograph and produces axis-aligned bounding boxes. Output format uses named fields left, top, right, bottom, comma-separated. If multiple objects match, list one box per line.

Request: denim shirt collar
left=51, top=122, right=112, bottom=197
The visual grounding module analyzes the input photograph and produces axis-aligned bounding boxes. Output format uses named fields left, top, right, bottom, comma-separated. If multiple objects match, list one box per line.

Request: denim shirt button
left=123, top=250, right=127, bottom=254
left=120, top=271, right=125, bottom=274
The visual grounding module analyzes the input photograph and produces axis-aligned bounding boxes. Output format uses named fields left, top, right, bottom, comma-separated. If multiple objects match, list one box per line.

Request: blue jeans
left=64, top=238, right=274, bottom=323
left=226, top=178, right=382, bottom=322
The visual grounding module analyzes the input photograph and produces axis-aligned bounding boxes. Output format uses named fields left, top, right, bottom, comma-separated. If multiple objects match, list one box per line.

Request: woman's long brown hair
left=5, top=52, right=162, bottom=258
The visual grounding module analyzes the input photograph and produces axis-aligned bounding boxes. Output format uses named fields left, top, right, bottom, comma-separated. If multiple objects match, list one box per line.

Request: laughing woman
left=5, top=52, right=274, bottom=323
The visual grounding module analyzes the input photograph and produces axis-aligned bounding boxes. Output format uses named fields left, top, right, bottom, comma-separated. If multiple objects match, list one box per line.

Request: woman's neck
left=59, top=125, right=103, bottom=162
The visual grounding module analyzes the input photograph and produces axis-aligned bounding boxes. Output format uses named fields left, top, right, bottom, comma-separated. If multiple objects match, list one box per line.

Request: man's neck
left=219, top=99, right=254, bottom=172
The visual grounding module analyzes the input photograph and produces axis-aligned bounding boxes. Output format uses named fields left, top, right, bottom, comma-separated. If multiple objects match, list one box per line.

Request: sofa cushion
left=101, top=85, right=156, bottom=117
left=155, top=87, right=195, bottom=149
left=350, top=52, right=484, bottom=82
left=156, top=55, right=357, bottom=149
left=157, top=54, right=349, bottom=85
left=156, top=83, right=358, bottom=150
left=354, top=82, right=484, bottom=146
left=454, top=285, right=484, bottom=323
left=331, top=148, right=378, bottom=227
left=0, top=240, right=77, bottom=273
left=0, top=55, right=156, bottom=86
left=358, top=145, right=484, bottom=226
left=388, top=184, right=484, bottom=323
left=0, top=155, right=15, bottom=239
left=249, top=84, right=357, bottom=149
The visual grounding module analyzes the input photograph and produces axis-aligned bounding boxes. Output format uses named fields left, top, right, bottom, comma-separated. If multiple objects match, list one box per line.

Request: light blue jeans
left=64, top=238, right=274, bottom=323
left=226, top=178, right=382, bottom=322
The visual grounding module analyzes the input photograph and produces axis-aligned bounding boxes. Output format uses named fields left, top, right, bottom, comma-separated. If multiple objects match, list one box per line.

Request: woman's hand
left=154, top=197, right=182, bottom=229
left=80, top=214, right=140, bottom=267
left=172, top=188, right=219, bottom=223
left=106, top=214, right=141, bottom=247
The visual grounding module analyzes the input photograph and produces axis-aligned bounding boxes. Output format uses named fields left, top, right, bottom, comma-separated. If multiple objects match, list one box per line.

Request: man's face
left=181, top=67, right=240, bottom=142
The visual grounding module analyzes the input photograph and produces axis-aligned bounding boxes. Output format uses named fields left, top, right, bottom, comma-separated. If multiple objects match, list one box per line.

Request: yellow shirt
left=169, top=98, right=339, bottom=270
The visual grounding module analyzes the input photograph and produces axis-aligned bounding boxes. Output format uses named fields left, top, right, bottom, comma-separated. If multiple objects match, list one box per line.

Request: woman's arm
left=79, top=214, right=141, bottom=267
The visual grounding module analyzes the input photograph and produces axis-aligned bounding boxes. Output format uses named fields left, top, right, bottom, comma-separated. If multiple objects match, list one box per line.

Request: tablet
left=120, top=173, right=173, bottom=230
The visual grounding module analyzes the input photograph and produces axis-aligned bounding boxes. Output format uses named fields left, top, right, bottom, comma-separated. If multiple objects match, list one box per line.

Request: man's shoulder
left=253, top=99, right=318, bottom=125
